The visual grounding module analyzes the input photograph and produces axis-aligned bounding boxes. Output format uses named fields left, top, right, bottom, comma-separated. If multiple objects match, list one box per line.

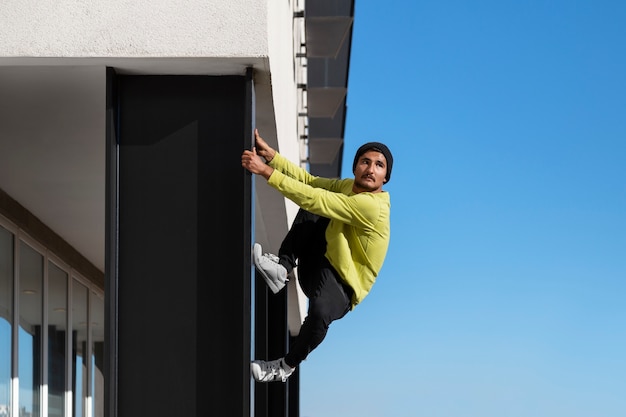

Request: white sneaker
left=250, top=358, right=295, bottom=383
left=253, top=243, right=288, bottom=294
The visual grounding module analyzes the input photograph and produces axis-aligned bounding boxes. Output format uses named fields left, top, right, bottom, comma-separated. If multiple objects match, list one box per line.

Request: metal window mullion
left=42, top=253, right=49, bottom=417
left=86, top=291, right=93, bottom=417
left=46, top=254, right=72, bottom=417
left=11, top=229, right=19, bottom=417
left=17, top=234, right=46, bottom=417
left=65, top=273, right=73, bottom=417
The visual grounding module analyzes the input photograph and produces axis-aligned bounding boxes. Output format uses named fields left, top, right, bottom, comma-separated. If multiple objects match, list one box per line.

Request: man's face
left=352, top=150, right=388, bottom=193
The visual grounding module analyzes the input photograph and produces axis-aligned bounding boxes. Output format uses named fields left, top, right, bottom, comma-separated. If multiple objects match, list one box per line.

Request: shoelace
left=265, top=360, right=283, bottom=376
left=264, top=252, right=280, bottom=264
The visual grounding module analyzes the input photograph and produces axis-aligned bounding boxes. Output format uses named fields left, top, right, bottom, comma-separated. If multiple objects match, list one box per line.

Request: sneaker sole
left=253, top=244, right=284, bottom=294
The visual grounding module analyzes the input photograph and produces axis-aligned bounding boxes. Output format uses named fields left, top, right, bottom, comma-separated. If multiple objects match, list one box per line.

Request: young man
left=241, top=129, right=392, bottom=382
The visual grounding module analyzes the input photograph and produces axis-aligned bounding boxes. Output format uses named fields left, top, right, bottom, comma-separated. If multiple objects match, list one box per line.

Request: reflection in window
left=0, top=227, right=13, bottom=417
left=91, top=293, right=104, bottom=417
left=0, top=221, right=105, bottom=417
left=48, top=263, right=67, bottom=417
left=18, top=242, right=43, bottom=417
left=72, top=280, right=88, bottom=417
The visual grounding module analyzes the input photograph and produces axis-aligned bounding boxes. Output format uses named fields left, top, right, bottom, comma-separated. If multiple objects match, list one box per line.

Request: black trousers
left=278, top=209, right=353, bottom=368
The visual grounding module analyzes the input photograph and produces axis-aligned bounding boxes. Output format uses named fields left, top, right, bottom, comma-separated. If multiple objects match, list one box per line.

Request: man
left=241, top=129, right=392, bottom=382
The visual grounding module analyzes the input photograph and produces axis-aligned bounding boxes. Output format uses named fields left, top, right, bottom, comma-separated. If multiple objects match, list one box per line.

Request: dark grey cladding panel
left=308, top=138, right=343, bottom=165
left=307, top=36, right=352, bottom=87
left=112, top=74, right=253, bottom=417
left=306, top=0, right=354, bottom=17
left=305, top=16, right=353, bottom=58
left=308, top=106, right=346, bottom=139
left=309, top=160, right=343, bottom=179
left=305, top=0, right=354, bottom=180
left=306, top=87, right=346, bottom=119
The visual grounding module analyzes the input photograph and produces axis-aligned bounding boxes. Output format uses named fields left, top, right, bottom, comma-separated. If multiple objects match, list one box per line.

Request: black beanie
left=352, top=142, right=394, bottom=183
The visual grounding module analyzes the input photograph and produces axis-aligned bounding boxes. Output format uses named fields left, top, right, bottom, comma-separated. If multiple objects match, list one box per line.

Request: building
left=0, top=0, right=354, bottom=416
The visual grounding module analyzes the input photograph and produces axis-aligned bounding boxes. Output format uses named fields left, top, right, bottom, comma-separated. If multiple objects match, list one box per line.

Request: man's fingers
left=254, top=129, right=261, bottom=144
left=255, top=129, right=265, bottom=147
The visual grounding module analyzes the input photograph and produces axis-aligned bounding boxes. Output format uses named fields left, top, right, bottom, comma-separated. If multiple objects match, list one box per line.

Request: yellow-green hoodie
left=267, top=152, right=391, bottom=309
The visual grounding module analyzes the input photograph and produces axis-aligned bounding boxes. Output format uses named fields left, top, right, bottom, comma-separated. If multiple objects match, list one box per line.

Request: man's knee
left=308, top=297, right=346, bottom=327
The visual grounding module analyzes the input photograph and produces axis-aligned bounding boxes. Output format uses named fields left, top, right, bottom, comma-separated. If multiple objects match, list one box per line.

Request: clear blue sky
left=300, top=1, right=626, bottom=416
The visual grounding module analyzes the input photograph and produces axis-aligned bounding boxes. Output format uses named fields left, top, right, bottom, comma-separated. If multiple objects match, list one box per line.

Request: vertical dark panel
left=104, top=66, right=119, bottom=417
left=194, top=72, right=253, bottom=416
left=108, top=73, right=254, bottom=417
left=253, top=283, right=269, bottom=415
left=288, top=335, right=300, bottom=417
left=243, top=67, right=256, bottom=408
left=267, top=291, right=289, bottom=416
left=254, top=276, right=291, bottom=417
left=118, top=75, right=199, bottom=417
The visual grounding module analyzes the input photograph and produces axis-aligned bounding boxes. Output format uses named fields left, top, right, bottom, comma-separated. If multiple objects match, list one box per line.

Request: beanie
left=352, top=142, right=394, bottom=183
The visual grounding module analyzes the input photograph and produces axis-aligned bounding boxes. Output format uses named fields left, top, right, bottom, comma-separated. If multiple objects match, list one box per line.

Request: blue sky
left=300, top=1, right=626, bottom=416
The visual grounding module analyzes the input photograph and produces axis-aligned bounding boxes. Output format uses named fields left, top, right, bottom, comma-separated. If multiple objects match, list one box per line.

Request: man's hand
left=242, top=146, right=274, bottom=180
left=254, top=129, right=276, bottom=162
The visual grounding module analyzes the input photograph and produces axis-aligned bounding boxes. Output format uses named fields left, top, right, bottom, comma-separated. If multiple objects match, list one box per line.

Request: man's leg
left=253, top=208, right=328, bottom=294
left=277, top=208, right=329, bottom=273
left=251, top=259, right=352, bottom=381
left=251, top=209, right=351, bottom=381
left=283, top=259, right=352, bottom=368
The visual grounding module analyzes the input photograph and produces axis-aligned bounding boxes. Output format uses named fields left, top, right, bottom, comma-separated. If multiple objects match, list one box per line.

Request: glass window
left=48, top=262, right=68, bottom=417
left=0, top=221, right=105, bottom=417
left=91, top=292, right=104, bottom=417
left=72, top=280, right=88, bottom=417
left=0, top=227, right=13, bottom=417
left=18, top=242, right=43, bottom=417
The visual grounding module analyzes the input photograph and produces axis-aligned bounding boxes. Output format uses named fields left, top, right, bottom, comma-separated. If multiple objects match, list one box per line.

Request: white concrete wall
left=0, top=0, right=268, bottom=58
left=267, top=0, right=301, bottom=226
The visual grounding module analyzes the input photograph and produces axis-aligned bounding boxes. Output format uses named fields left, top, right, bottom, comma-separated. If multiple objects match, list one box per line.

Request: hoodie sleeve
left=267, top=168, right=385, bottom=230
left=268, top=152, right=348, bottom=193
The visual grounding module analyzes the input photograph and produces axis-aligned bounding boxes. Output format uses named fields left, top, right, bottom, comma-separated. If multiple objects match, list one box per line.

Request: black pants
left=278, top=209, right=353, bottom=368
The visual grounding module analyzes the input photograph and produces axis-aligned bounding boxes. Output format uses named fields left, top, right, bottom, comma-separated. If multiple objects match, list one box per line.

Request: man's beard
left=354, top=177, right=378, bottom=192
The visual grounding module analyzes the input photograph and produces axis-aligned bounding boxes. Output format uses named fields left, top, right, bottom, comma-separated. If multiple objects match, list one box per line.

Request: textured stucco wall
left=253, top=0, right=299, bottom=253
left=0, top=0, right=268, bottom=58
left=268, top=0, right=299, bottom=170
